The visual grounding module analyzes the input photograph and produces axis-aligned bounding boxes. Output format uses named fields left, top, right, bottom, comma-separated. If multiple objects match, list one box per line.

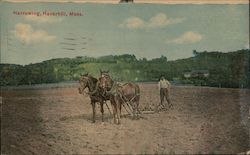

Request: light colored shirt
left=158, top=79, right=171, bottom=90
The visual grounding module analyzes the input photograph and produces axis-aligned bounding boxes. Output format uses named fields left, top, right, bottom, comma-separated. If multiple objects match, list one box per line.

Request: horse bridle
left=79, top=76, right=91, bottom=95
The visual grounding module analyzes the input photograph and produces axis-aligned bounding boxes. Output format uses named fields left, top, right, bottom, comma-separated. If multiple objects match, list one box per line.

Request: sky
left=0, top=2, right=249, bottom=65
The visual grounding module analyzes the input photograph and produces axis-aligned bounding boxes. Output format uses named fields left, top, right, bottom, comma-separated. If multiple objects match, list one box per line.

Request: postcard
left=0, top=0, right=249, bottom=154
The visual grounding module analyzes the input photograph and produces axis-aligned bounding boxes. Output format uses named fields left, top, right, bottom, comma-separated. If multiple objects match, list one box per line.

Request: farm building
left=183, top=70, right=209, bottom=78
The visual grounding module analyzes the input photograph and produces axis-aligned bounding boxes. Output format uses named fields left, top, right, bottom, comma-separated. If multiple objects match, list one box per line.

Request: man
left=158, top=76, right=172, bottom=108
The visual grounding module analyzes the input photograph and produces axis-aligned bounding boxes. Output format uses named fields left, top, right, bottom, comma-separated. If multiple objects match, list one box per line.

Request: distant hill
left=1, top=49, right=249, bottom=88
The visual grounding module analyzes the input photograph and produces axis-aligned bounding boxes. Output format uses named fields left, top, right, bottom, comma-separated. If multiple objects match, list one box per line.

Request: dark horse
left=78, top=73, right=109, bottom=123
left=99, top=71, right=140, bottom=124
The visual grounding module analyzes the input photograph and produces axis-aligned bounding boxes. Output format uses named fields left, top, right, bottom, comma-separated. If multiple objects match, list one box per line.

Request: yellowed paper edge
left=2, top=0, right=249, bottom=4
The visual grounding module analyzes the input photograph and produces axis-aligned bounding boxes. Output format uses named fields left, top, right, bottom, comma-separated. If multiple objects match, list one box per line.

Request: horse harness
left=107, top=82, right=140, bottom=105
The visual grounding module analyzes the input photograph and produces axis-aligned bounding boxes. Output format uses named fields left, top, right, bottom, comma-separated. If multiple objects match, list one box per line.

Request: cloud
left=167, top=31, right=203, bottom=44
left=119, top=13, right=185, bottom=29
left=24, top=15, right=63, bottom=23
left=119, top=17, right=145, bottom=29
left=13, top=23, right=56, bottom=44
left=148, top=13, right=184, bottom=28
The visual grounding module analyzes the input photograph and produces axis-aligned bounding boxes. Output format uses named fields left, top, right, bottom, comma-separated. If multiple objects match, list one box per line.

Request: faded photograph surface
left=0, top=1, right=249, bottom=154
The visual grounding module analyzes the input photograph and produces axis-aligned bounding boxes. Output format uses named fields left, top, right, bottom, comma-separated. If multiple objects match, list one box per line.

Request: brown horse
left=78, top=73, right=109, bottom=123
left=99, top=71, right=140, bottom=124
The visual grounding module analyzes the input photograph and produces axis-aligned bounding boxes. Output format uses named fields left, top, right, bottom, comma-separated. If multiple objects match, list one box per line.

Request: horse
left=78, top=73, right=109, bottom=123
left=99, top=71, right=140, bottom=124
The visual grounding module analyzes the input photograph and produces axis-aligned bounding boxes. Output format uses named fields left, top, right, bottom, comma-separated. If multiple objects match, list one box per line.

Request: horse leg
left=117, top=100, right=121, bottom=124
left=91, top=101, right=96, bottom=123
left=132, top=102, right=136, bottom=120
left=110, top=97, right=117, bottom=124
left=136, top=101, right=140, bottom=120
left=100, top=101, right=104, bottom=122
left=135, top=85, right=141, bottom=118
left=119, top=101, right=122, bottom=118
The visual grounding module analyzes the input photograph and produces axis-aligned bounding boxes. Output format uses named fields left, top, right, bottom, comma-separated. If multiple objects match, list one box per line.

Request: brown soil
left=1, top=84, right=249, bottom=154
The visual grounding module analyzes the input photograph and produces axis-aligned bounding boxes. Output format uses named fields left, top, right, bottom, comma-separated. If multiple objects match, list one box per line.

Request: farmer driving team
left=79, top=72, right=173, bottom=124
left=158, top=76, right=172, bottom=108
left=80, top=72, right=172, bottom=110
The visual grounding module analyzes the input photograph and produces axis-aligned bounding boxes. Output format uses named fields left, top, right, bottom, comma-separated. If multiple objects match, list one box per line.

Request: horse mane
left=79, top=75, right=98, bottom=90
left=105, top=74, right=114, bottom=89
left=88, top=75, right=98, bottom=84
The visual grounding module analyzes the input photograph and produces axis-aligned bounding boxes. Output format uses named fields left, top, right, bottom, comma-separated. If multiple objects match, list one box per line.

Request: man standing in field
left=158, top=76, right=172, bottom=109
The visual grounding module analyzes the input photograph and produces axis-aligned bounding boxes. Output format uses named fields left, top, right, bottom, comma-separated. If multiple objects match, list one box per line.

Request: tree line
left=0, top=49, right=249, bottom=88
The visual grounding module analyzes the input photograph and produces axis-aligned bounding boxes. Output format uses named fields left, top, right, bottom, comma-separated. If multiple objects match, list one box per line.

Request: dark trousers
left=160, top=88, right=172, bottom=107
